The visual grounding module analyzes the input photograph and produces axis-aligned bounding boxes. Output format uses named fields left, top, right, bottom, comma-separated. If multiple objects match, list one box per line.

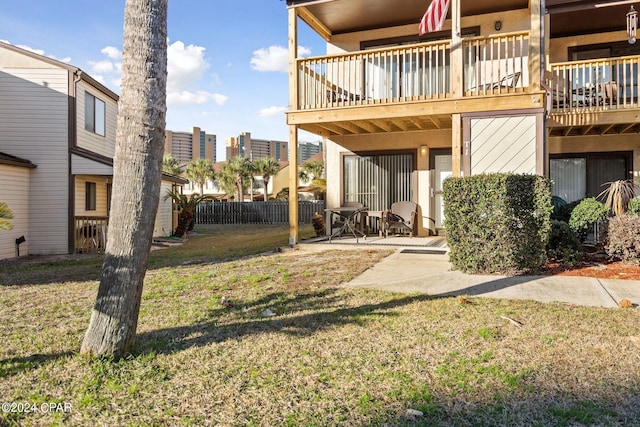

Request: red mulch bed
left=541, top=250, right=640, bottom=280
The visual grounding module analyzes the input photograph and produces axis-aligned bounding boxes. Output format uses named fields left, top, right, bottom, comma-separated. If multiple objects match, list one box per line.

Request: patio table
left=325, top=206, right=368, bottom=242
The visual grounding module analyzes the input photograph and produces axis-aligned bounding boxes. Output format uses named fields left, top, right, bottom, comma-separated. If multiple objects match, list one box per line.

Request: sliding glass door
left=343, top=153, right=414, bottom=211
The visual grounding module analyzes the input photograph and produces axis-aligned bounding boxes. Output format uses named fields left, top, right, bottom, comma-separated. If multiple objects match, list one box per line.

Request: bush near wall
left=443, top=173, right=552, bottom=275
left=606, top=214, right=640, bottom=264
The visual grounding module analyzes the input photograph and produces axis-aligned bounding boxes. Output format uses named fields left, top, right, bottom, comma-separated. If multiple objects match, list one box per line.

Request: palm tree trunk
left=81, top=0, right=167, bottom=358
left=263, top=177, right=270, bottom=201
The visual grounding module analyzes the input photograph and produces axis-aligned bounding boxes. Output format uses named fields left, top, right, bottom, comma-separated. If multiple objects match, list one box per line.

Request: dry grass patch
left=0, top=225, right=639, bottom=426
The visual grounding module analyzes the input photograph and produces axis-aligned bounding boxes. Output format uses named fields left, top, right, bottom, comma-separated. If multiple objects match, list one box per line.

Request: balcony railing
left=75, top=216, right=108, bottom=254
left=462, top=32, right=529, bottom=96
left=549, top=55, right=640, bottom=112
left=296, top=31, right=530, bottom=110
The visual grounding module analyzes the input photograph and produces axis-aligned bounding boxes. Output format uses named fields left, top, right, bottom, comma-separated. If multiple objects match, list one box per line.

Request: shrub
left=568, top=198, right=608, bottom=241
left=628, top=198, right=640, bottom=216
left=606, top=214, right=640, bottom=264
left=546, top=220, right=583, bottom=264
left=443, top=173, right=552, bottom=275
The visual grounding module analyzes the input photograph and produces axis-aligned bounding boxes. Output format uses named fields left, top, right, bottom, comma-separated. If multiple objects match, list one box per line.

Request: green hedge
left=443, top=173, right=552, bottom=274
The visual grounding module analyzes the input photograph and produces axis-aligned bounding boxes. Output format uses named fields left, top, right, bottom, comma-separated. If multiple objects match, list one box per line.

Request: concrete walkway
left=335, top=247, right=640, bottom=308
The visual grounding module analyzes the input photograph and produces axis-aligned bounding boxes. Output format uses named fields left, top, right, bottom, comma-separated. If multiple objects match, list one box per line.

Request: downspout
left=68, top=70, right=83, bottom=253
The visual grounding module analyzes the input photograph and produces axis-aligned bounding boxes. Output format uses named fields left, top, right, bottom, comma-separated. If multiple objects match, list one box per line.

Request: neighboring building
left=226, top=132, right=288, bottom=161
left=298, top=141, right=323, bottom=163
left=284, top=0, right=640, bottom=239
left=225, top=136, right=241, bottom=159
left=165, top=127, right=216, bottom=164
left=0, top=41, right=187, bottom=259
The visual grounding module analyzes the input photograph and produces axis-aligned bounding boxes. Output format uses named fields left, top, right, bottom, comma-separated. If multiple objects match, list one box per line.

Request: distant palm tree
left=0, top=202, right=14, bottom=230
left=254, top=157, right=280, bottom=200
left=185, top=158, right=215, bottom=195
left=299, top=160, right=325, bottom=200
left=163, top=189, right=211, bottom=237
left=162, top=155, right=182, bottom=176
left=220, top=156, right=252, bottom=201
left=299, top=159, right=324, bottom=182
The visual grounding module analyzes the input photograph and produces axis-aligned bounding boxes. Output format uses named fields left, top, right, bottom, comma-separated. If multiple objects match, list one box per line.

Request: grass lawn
left=1, top=224, right=639, bottom=426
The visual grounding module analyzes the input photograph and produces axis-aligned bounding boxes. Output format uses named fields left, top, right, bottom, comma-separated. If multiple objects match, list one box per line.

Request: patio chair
left=384, top=201, right=417, bottom=238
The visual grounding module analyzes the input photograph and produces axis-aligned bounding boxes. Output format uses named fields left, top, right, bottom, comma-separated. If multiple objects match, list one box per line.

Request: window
left=343, top=153, right=414, bottom=211
left=85, top=92, right=106, bottom=136
left=85, top=182, right=97, bottom=211
left=550, top=152, right=631, bottom=203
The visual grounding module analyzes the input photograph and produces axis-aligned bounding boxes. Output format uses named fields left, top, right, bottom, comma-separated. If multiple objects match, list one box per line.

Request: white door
left=434, top=154, right=452, bottom=230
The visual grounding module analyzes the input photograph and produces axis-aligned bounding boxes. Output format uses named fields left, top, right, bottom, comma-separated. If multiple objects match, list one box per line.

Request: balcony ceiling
left=288, top=0, right=631, bottom=39
left=288, top=0, right=528, bottom=35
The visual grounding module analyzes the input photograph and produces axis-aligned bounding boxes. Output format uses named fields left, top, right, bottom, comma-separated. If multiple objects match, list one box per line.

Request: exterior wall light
left=628, top=5, right=638, bottom=44
left=420, top=145, right=428, bottom=157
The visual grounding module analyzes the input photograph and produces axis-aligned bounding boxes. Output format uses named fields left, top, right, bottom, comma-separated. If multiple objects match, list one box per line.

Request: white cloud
left=89, top=59, right=115, bottom=74
left=167, top=90, right=228, bottom=108
left=259, top=106, right=287, bottom=118
left=250, top=45, right=311, bottom=73
left=101, top=46, right=121, bottom=59
left=167, top=41, right=209, bottom=91
left=87, top=40, right=228, bottom=109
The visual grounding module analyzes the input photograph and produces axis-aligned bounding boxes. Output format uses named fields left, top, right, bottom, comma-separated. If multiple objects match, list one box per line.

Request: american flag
left=419, top=0, right=451, bottom=35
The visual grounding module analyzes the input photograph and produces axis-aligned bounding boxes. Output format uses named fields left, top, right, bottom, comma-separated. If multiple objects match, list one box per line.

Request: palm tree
left=185, top=158, right=215, bottom=195
left=245, top=159, right=257, bottom=201
left=254, top=157, right=280, bottom=201
left=162, top=155, right=181, bottom=176
left=163, top=189, right=211, bottom=238
left=220, top=156, right=252, bottom=201
left=0, top=202, right=14, bottom=230
left=299, top=160, right=325, bottom=200
left=82, top=0, right=168, bottom=358
left=299, top=159, right=324, bottom=182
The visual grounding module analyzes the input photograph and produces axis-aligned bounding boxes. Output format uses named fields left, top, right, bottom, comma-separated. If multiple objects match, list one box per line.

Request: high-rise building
left=164, top=126, right=216, bottom=164
left=298, top=141, right=323, bottom=163
left=226, top=132, right=288, bottom=161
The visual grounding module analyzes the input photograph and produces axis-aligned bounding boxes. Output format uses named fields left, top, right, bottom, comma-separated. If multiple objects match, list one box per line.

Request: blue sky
left=0, top=0, right=324, bottom=161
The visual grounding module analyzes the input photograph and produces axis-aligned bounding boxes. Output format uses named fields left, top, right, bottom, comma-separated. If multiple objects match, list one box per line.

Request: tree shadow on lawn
left=135, top=290, right=433, bottom=356
left=0, top=351, right=74, bottom=379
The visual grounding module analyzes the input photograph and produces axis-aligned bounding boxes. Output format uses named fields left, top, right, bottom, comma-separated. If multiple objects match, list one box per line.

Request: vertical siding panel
left=0, top=56, right=69, bottom=254
left=0, top=165, right=31, bottom=259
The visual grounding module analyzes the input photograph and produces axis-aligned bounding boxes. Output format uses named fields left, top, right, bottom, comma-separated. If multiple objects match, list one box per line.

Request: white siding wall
left=0, top=165, right=30, bottom=259
left=0, top=51, right=70, bottom=254
left=470, top=116, right=537, bottom=175
left=76, top=81, right=117, bottom=158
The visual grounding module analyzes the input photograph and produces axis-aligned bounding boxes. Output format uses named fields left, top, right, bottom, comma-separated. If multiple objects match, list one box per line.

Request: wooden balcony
left=75, top=216, right=108, bottom=254
left=289, top=31, right=538, bottom=136
left=548, top=55, right=640, bottom=136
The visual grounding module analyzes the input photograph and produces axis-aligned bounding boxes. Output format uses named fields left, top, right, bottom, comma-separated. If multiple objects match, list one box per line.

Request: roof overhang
left=286, top=0, right=632, bottom=40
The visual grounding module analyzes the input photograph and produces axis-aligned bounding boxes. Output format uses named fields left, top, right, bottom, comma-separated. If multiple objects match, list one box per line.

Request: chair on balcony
left=603, top=82, right=618, bottom=107
left=326, top=87, right=361, bottom=104
left=384, top=201, right=417, bottom=238
left=491, top=71, right=521, bottom=90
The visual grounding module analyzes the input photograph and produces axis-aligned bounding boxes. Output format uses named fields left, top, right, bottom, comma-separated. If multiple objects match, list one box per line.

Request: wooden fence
left=194, top=201, right=325, bottom=225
